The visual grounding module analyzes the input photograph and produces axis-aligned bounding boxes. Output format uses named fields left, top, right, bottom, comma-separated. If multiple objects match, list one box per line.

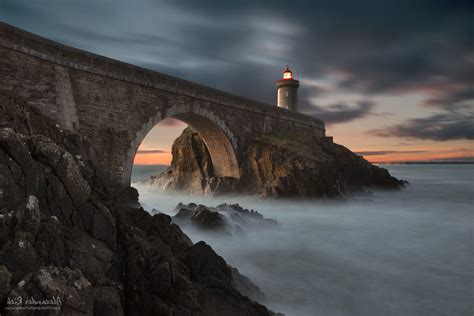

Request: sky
left=1, top=0, right=473, bottom=163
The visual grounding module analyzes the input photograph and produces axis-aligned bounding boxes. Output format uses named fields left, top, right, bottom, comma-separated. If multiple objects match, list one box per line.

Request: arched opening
left=126, top=112, right=240, bottom=187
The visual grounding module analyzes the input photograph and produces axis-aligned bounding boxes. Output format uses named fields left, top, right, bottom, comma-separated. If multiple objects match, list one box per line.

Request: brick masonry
left=0, top=22, right=326, bottom=186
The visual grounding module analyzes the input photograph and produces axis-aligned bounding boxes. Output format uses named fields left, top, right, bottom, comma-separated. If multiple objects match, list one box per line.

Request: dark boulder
left=171, top=203, right=277, bottom=234
left=173, top=207, right=196, bottom=224
left=191, top=208, right=226, bottom=230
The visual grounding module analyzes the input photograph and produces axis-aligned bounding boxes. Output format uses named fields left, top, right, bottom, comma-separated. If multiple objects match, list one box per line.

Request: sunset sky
left=1, top=0, right=472, bottom=164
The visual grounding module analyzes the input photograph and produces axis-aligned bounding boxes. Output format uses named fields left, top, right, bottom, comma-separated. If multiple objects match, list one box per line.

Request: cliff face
left=150, top=128, right=239, bottom=195
left=151, top=127, right=404, bottom=197
left=0, top=90, right=275, bottom=316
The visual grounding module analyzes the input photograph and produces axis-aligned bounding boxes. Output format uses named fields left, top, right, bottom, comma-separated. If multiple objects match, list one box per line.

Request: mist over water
left=132, top=165, right=474, bottom=316
left=131, top=164, right=168, bottom=183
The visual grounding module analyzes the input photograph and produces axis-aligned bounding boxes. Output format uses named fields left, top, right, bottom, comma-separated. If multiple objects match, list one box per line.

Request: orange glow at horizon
left=363, top=150, right=474, bottom=163
left=134, top=152, right=172, bottom=165
left=133, top=146, right=473, bottom=165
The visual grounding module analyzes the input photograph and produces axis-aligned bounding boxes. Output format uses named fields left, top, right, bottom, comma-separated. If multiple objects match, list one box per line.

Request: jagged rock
left=173, top=207, right=196, bottom=223
left=14, top=195, right=41, bottom=235
left=149, top=128, right=221, bottom=195
left=149, top=261, right=172, bottom=296
left=0, top=265, right=11, bottom=304
left=188, top=241, right=232, bottom=285
left=93, top=287, right=124, bottom=316
left=7, top=266, right=93, bottom=315
left=192, top=208, right=226, bottom=230
left=230, top=267, right=265, bottom=302
left=0, top=90, right=276, bottom=315
left=172, top=203, right=277, bottom=234
left=170, top=204, right=228, bottom=231
left=216, top=203, right=278, bottom=226
left=151, top=127, right=405, bottom=197
left=187, top=242, right=271, bottom=315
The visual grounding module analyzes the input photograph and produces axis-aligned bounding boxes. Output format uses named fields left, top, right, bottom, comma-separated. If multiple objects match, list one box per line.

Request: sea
left=131, top=164, right=473, bottom=316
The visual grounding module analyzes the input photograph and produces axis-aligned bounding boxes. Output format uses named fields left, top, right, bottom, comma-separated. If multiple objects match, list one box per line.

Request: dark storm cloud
left=423, top=86, right=474, bottom=109
left=136, top=149, right=169, bottom=154
left=303, top=100, right=375, bottom=124
left=368, top=111, right=474, bottom=141
left=174, top=1, right=473, bottom=91
left=0, top=0, right=472, bottom=124
left=355, top=150, right=426, bottom=156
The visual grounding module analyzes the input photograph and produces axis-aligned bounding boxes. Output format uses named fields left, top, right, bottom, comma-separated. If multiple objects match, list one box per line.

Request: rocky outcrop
left=8, top=266, right=94, bottom=315
left=151, top=127, right=405, bottom=197
left=172, top=203, right=277, bottom=234
left=0, top=266, right=11, bottom=303
left=0, top=90, right=276, bottom=315
left=149, top=128, right=237, bottom=195
left=230, top=267, right=265, bottom=303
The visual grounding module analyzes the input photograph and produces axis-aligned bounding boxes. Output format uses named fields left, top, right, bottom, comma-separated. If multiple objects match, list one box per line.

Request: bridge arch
left=0, top=23, right=327, bottom=187
left=123, top=105, right=240, bottom=186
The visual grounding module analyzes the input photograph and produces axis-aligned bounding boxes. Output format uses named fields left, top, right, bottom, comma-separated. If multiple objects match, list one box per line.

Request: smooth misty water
left=131, top=164, right=168, bottom=183
left=132, top=165, right=474, bottom=316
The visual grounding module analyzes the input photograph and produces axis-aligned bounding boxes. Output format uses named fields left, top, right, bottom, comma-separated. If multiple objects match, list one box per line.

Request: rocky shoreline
left=0, top=90, right=280, bottom=315
left=151, top=127, right=405, bottom=198
left=0, top=89, right=405, bottom=315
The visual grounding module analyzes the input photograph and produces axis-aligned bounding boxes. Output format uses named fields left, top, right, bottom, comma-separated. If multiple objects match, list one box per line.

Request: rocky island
left=150, top=127, right=404, bottom=197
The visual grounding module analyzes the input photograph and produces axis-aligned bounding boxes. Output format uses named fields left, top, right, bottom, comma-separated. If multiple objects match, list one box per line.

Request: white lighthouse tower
left=276, top=65, right=299, bottom=111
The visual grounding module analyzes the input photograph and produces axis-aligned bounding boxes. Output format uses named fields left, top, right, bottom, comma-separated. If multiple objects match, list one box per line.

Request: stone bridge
left=0, top=22, right=326, bottom=186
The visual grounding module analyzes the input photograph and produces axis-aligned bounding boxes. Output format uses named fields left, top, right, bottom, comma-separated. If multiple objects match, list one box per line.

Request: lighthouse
left=276, top=65, right=299, bottom=111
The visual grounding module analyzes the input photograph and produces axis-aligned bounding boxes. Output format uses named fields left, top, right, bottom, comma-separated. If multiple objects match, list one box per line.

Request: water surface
left=133, top=164, right=474, bottom=316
